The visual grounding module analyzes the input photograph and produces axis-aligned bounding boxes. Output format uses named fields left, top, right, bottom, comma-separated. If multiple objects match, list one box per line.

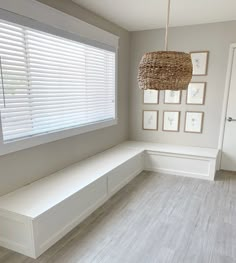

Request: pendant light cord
left=165, top=0, right=171, bottom=51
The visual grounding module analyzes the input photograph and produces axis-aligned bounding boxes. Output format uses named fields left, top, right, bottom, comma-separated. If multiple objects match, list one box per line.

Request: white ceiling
left=72, top=0, right=236, bottom=31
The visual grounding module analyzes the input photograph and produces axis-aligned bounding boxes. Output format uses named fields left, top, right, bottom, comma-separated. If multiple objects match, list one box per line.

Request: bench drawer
left=107, top=153, right=143, bottom=195
left=144, top=151, right=215, bottom=180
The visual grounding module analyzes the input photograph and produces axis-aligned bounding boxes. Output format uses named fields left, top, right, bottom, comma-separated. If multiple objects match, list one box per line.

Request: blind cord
left=0, top=57, right=6, bottom=108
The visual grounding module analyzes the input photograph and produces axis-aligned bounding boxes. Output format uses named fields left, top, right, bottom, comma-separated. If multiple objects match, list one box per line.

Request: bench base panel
left=144, top=151, right=216, bottom=181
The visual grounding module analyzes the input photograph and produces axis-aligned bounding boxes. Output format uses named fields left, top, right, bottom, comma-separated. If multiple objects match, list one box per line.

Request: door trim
left=218, top=43, right=236, bottom=169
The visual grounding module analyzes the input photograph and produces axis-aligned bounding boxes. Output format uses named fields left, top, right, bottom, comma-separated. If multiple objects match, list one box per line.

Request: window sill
left=0, top=119, right=117, bottom=156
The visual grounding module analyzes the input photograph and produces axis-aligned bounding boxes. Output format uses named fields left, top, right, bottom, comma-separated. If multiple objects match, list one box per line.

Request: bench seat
left=121, top=141, right=218, bottom=159
left=0, top=145, right=143, bottom=218
left=0, top=141, right=219, bottom=258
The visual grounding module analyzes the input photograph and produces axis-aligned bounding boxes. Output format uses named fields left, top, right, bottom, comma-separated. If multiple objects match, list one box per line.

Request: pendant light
left=138, top=0, right=193, bottom=90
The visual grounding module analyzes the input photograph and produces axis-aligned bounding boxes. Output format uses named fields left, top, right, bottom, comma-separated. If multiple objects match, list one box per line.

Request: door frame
left=218, top=43, right=236, bottom=169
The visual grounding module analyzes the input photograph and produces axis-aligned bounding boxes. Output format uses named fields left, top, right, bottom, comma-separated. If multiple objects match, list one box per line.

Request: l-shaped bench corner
left=0, top=141, right=219, bottom=258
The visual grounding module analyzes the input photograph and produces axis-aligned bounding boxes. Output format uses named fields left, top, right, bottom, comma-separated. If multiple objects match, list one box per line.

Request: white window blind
left=0, top=19, right=116, bottom=142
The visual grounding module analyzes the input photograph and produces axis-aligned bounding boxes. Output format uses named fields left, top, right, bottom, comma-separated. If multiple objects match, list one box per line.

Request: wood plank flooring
left=0, top=171, right=236, bottom=263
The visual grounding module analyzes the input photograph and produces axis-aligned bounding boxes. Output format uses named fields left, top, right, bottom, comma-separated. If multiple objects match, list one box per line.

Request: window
left=0, top=19, right=116, bottom=143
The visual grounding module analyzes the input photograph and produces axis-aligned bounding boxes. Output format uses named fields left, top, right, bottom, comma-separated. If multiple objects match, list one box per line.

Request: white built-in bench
left=0, top=141, right=219, bottom=258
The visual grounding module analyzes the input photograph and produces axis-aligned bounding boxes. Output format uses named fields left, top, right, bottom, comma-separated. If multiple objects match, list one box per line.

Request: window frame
left=0, top=117, right=118, bottom=156
left=0, top=2, right=119, bottom=156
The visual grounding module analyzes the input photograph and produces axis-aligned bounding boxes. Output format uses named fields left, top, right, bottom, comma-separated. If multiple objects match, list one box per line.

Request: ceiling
left=72, top=0, right=236, bottom=31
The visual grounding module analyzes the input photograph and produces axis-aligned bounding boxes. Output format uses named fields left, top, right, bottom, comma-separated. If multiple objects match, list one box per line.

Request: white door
left=221, top=47, right=236, bottom=171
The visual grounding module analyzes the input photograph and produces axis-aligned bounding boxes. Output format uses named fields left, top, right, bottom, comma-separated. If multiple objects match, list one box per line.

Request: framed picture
left=143, top=110, right=158, bottom=130
left=186, top=82, right=206, bottom=105
left=143, top=90, right=159, bottom=104
left=164, top=90, right=181, bottom=104
left=163, top=111, right=180, bottom=132
left=190, top=51, right=209, bottom=76
left=185, top=111, right=204, bottom=133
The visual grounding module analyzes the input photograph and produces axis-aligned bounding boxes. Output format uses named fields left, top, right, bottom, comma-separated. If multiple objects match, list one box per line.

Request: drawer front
left=145, top=152, right=210, bottom=178
left=108, top=153, right=143, bottom=195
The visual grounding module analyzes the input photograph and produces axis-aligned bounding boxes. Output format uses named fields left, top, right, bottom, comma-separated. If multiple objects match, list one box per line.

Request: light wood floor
left=1, top=171, right=236, bottom=263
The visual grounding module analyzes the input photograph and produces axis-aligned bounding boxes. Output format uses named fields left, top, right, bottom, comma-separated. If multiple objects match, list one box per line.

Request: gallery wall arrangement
left=142, top=51, right=209, bottom=134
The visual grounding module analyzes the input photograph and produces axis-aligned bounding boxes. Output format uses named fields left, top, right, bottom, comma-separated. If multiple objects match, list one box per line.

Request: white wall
left=1, top=3, right=236, bottom=197
left=0, top=0, right=130, bottom=196
left=129, top=21, right=236, bottom=148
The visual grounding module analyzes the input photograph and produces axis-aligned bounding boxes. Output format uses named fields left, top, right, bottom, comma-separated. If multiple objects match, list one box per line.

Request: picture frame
left=190, top=51, right=209, bottom=76
left=185, top=111, right=204, bottom=133
left=186, top=82, right=206, bottom=105
left=164, top=90, right=182, bottom=104
left=163, top=111, right=180, bottom=132
left=143, top=90, right=159, bottom=104
left=143, top=110, right=158, bottom=130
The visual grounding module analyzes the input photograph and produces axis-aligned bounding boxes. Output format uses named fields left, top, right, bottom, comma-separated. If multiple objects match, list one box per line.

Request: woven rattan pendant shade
left=138, top=0, right=193, bottom=91
left=138, top=51, right=192, bottom=90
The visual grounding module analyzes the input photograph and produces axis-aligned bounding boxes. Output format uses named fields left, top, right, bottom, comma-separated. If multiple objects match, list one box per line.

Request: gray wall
left=129, top=21, right=236, bottom=148
left=0, top=0, right=130, bottom=196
